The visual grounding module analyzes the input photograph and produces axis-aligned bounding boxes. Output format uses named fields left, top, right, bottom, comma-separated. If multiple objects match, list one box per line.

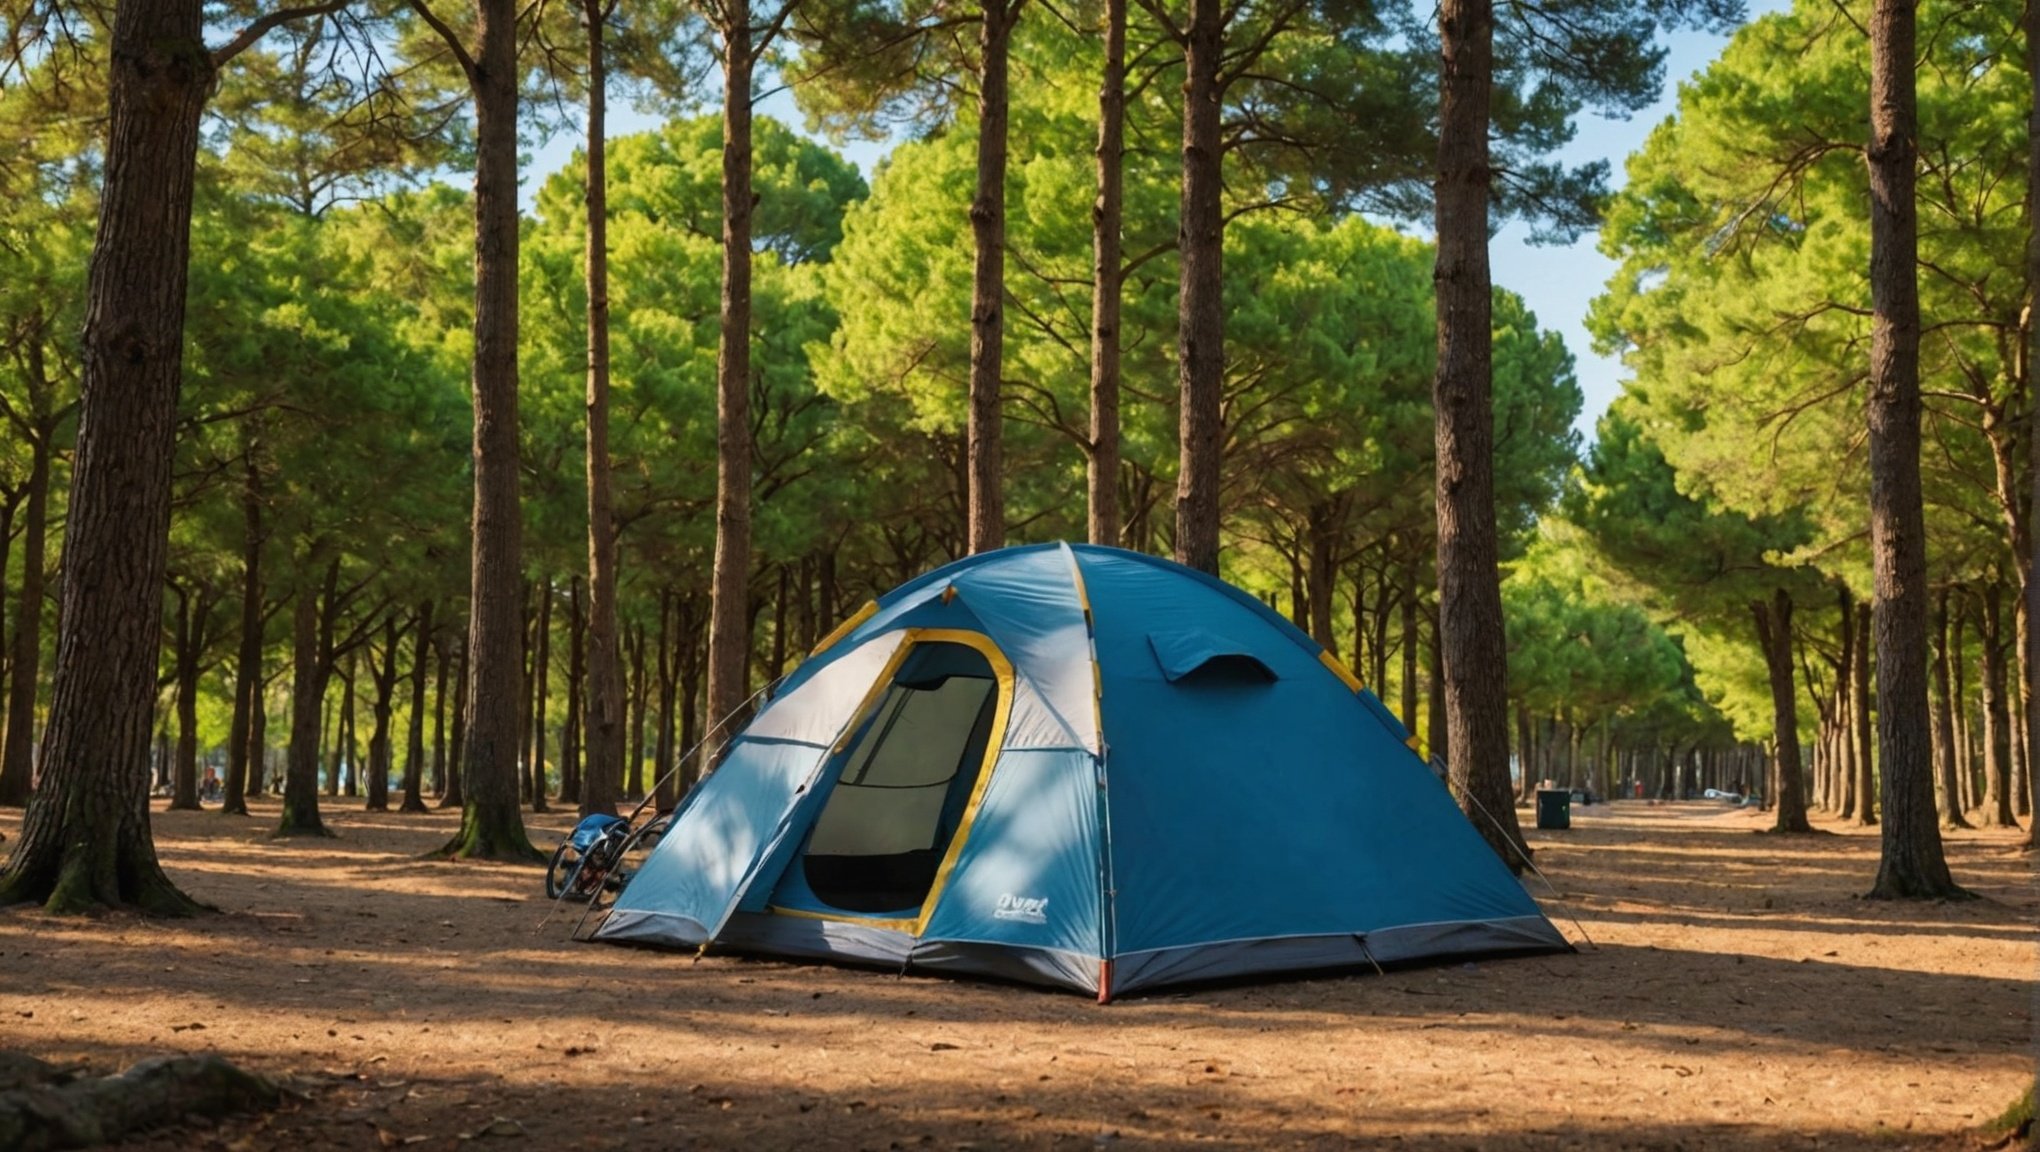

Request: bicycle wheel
left=605, top=815, right=671, bottom=895
left=545, top=842, right=584, bottom=900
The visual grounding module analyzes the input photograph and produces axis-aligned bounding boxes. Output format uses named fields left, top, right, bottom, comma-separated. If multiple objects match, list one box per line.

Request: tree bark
left=704, top=0, right=757, bottom=774
left=0, top=426, right=51, bottom=808
left=1752, top=589, right=1812, bottom=832
left=1864, top=0, right=1964, bottom=898
left=1400, top=566, right=1419, bottom=731
left=518, top=583, right=534, bottom=803
left=0, top=0, right=210, bottom=912
left=168, top=588, right=204, bottom=813
left=1836, top=590, right=1857, bottom=819
left=248, top=672, right=269, bottom=797
left=430, top=0, right=539, bottom=862
left=1953, top=599, right=1974, bottom=813
left=1172, top=0, right=1224, bottom=575
left=562, top=575, right=585, bottom=807
left=2024, top=0, right=2040, bottom=850
left=1428, top=615, right=1449, bottom=767
left=365, top=614, right=399, bottom=812
left=1853, top=602, right=1875, bottom=826
left=1980, top=582, right=2016, bottom=827
left=768, top=563, right=789, bottom=680
left=221, top=448, right=263, bottom=816
left=654, top=589, right=676, bottom=812
left=678, top=608, right=704, bottom=802
left=341, top=654, right=360, bottom=799
left=1432, top=0, right=1525, bottom=870
left=1087, top=0, right=1126, bottom=549
left=1932, top=586, right=1970, bottom=827
left=967, top=0, right=1017, bottom=555
left=441, top=635, right=467, bottom=809
left=580, top=0, right=625, bottom=823
left=430, top=630, right=449, bottom=797
left=625, top=621, right=646, bottom=798
left=401, top=602, right=431, bottom=812
left=277, top=562, right=335, bottom=837
left=530, top=580, right=551, bottom=811
left=1306, top=503, right=1337, bottom=653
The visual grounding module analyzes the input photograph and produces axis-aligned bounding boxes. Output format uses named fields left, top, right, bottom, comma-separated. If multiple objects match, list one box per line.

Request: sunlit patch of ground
left=0, top=797, right=2031, bottom=1150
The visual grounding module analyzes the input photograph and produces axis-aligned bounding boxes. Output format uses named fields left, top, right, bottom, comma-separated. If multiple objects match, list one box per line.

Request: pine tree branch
left=211, top=0, right=353, bottom=69
left=403, top=0, right=478, bottom=81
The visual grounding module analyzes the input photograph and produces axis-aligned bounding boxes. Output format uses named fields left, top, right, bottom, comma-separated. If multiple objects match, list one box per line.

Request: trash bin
left=1535, top=788, right=1571, bottom=831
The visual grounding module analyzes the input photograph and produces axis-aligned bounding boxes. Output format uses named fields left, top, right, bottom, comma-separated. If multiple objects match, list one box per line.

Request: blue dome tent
left=594, top=543, right=1567, bottom=999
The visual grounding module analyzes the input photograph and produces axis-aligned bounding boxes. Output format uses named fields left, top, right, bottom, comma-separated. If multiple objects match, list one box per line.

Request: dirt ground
left=0, top=798, right=2032, bottom=1151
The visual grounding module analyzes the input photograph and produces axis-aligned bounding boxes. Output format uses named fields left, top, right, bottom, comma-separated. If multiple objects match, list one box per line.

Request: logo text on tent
left=993, top=893, right=1049, bottom=925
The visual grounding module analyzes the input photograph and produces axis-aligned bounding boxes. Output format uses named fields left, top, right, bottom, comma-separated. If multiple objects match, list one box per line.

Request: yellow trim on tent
left=1061, top=545, right=1105, bottom=742
left=827, top=635, right=917, bottom=755
left=767, top=626, right=1015, bottom=938
left=1318, top=649, right=1364, bottom=693
left=809, top=600, right=878, bottom=659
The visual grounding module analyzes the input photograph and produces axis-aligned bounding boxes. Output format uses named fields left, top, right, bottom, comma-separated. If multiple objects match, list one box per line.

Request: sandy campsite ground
left=0, top=800, right=2032, bottom=1151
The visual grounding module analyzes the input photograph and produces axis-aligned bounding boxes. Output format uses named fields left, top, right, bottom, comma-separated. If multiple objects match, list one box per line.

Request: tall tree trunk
left=967, top=0, right=1018, bottom=554
left=653, top=589, right=676, bottom=812
left=531, top=581, right=552, bottom=811
left=441, top=635, right=467, bottom=810
left=1428, top=618, right=1448, bottom=768
left=768, top=564, right=789, bottom=680
left=401, top=602, right=431, bottom=812
left=440, top=0, right=538, bottom=862
left=1172, top=0, right=1223, bottom=576
left=431, top=627, right=449, bottom=797
left=1349, top=561, right=1367, bottom=681
left=0, top=430, right=50, bottom=807
left=248, top=669, right=269, bottom=797
left=1980, top=583, right=2016, bottom=827
left=169, top=591, right=202, bottom=812
left=563, top=575, right=585, bottom=807
left=365, top=614, right=397, bottom=812
left=678, top=611, right=704, bottom=802
left=322, top=667, right=341, bottom=796
left=1837, top=591, right=1857, bottom=819
left=580, top=0, right=626, bottom=823
left=1753, top=590, right=1812, bottom=832
left=2025, top=0, right=2040, bottom=850
left=704, top=2, right=756, bottom=773
left=1932, top=586, right=1969, bottom=827
left=625, top=622, right=646, bottom=798
left=2012, top=594, right=2030, bottom=818
left=0, top=0, right=209, bottom=912
left=1864, top=0, right=1963, bottom=898
left=1400, top=573, right=1418, bottom=732
left=1432, top=0, right=1524, bottom=870
left=518, top=583, right=535, bottom=802
left=341, top=658, right=360, bottom=798
left=1954, top=598, right=1975, bottom=813
left=1853, top=602, right=1875, bottom=826
left=795, top=557, right=816, bottom=653
left=1087, top=0, right=1125, bottom=548
left=1514, top=700, right=1534, bottom=799
left=1287, top=552, right=1306, bottom=629
left=278, top=563, right=335, bottom=837
left=220, top=449, right=262, bottom=817
left=1306, top=503, right=1337, bottom=653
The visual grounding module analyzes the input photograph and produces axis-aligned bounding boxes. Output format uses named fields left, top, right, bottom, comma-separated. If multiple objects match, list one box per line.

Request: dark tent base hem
left=592, top=909, right=1569, bottom=999
left=1107, top=915, right=1572, bottom=995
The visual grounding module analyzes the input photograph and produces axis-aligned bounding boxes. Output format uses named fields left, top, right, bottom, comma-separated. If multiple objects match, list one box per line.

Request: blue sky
left=529, top=6, right=1788, bottom=441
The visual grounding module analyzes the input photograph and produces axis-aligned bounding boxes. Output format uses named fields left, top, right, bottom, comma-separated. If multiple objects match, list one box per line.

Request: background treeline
left=0, top=0, right=2026, bottom=858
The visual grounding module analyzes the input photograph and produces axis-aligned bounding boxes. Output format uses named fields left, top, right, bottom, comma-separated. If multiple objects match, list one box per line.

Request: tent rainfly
left=595, top=543, right=1568, bottom=999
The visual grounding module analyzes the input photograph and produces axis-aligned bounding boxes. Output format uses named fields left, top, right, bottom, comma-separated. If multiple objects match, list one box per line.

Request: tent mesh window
left=801, top=641, right=1000, bottom=915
